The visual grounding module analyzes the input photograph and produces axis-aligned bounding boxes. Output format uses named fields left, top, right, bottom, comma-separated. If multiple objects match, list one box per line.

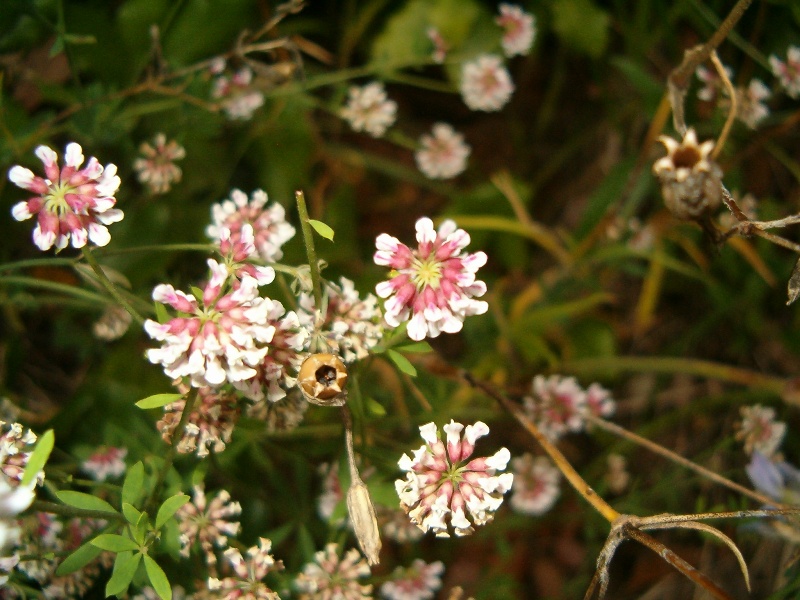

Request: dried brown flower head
left=653, top=128, right=723, bottom=220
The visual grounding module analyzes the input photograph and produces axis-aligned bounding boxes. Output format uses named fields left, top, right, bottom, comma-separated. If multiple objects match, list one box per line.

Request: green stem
left=560, top=356, right=787, bottom=395
left=81, top=247, right=145, bottom=326
left=31, top=499, right=125, bottom=522
left=144, top=389, right=198, bottom=513
left=0, top=257, right=78, bottom=272
left=295, top=190, right=323, bottom=309
left=93, top=243, right=214, bottom=257
left=0, top=275, right=109, bottom=305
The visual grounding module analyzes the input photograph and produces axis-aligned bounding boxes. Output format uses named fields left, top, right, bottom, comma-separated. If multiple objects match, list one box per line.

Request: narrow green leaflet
left=135, top=393, right=183, bottom=409
left=21, top=429, right=54, bottom=486
left=56, top=490, right=117, bottom=514
left=143, top=555, right=172, bottom=600
left=105, top=551, right=142, bottom=597
left=122, top=461, right=145, bottom=506
left=91, top=534, right=140, bottom=553
left=122, top=502, right=144, bottom=525
left=155, top=493, right=190, bottom=529
left=386, top=349, right=417, bottom=376
left=308, top=219, right=335, bottom=241
left=366, top=397, right=387, bottom=417
left=55, top=541, right=103, bottom=576
left=394, top=341, right=433, bottom=353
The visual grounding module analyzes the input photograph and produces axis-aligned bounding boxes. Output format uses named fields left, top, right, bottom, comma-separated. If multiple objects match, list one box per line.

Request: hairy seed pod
left=297, top=353, right=348, bottom=406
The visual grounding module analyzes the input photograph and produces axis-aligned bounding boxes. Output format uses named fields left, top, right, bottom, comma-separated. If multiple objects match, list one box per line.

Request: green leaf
left=394, top=341, right=433, bottom=353
left=308, top=219, right=335, bottom=241
left=105, top=551, right=141, bottom=597
left=154, top=301, right=169, bottom=323
left=135, top=393, right=183, bottom=409
left=122, top=461, right=145, bottom=506
left=21, top=429, right=54, bottom=486
left=143, top=555, right=172, bottom=600
left=365, top=397, right=387, bottom=417
left=386, top=349, right=417, bottom=377
left=56, top=490, right=117, bottom=514
left=91, top=534, right=140, bottom=553
left=55, top=541, right=103, bottom=576
left=551, top=0, right=610, bottom=58
left=122, top=502, right=144, bottom=525
left=155, top=493, right=190, bottom=530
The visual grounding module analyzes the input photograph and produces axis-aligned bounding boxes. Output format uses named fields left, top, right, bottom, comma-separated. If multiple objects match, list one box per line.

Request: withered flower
left=653, top=129, right=723, bottom=221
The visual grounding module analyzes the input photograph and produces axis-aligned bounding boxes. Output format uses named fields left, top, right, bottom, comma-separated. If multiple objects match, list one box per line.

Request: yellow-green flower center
left=43, top=181, right=75, bottom=216
left=411, top=255, right=442, bottom=290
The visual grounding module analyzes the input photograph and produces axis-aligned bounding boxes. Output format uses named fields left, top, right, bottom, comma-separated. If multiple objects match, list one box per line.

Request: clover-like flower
left=178, top=484, right=241, bottom=568
left=509, top=453, right=560, bottom=516
left=736, top=404, right=786, bottom=458
left=380, top=559, right=445, bottom=600
left=374, top=217, right=488, bottom=341
left=133, top=133, right=185, bottom=194
left=340, top=81, right=398, bottom=138
left=144, top=276, right=279, bottom=390
left=212, top=66, right=266, bottom=120
left=208, top=537, right=283, bottom=600
left=158, top=386, right=240, bottom=457
left=8, top=143, right=122, bottom=252
left=248, top=389, right=308, bottom=433
left=496, top=4, right=536, bottom=58
left=460, top=54, right=515, bottom=112
left=770, top=45, right=800, bottom=99
left=523, top=375, right=587, bottom=441
left=735, top=79, right=771, bottom=129
left=298, top=277, right=383, bottom=363
left=81, top=446, right=127, bottom=481
left=395, top=421, right=513, bottom=538
left=415, top=123, right=471, bottom=180
left=295, top=543, right=372, bottom=600
left=207, top=189, right=296, bottom=263
left=652, top=128, right=723, bottom=220
left=0, top=421, right=40, bottom=487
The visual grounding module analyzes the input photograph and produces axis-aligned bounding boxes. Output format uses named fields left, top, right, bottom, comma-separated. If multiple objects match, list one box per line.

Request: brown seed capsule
left=297, top=353, right=348, bottom=406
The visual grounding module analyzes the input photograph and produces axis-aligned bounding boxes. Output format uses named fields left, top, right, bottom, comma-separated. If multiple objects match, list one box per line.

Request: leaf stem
left=295, top=190, right=323, bottom=309
left=81, top=247, right=145, bottom=326
left=31, top=499, right=125, bottom=522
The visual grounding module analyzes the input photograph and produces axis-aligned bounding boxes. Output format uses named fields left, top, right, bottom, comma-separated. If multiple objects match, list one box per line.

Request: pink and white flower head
left=496, top=4, right=536, bottom=58
left=298, top=277, right=383, bottom=363
left=0, top=421, right=40, bottom=487
left=414, top=123, right=471, bottom=180
left=158, top=385, right=240, bottom=457
left=736, top=404, right=786, bottom=457
left=132, top=133, right=185, bottom=194
left=379, top=507, right=424, bottom=543
left=248, top=388, right=309, bottom=432
left=427, top=27, right=448, bottom=64
left=207, top=189, right=296, bottom=263
left=380, top=559, right=445, bottom=600
left=374, top=217, right=488, bottom=341
left=770, top=45, right=800, bottom=99
left=233, top=301, right=309, bottom=402
left=8, top=143, right=123, bottom=252
left=178, top=484, right=241, bottom=568
left=584, top=382, right=615, bottom=419
left=81, top=446, right=127, bottom=481
left=695, top=64, right=733, bottom=102
left=295, top=543, right=372, bottom=600
left=340, top=81, right=398, bottom=138
left=736, top=79, right=771, bottom=129
left=212, top=66, right=265, bottom=120
left=509, top=453, right=560, bottom=516
left=211, top=224, right=276, bottom=289
left=208, top=537, right=283, bottom=600
left=395, top=420, right=513, bottom=538
left=523, top=375, right=587, bottom=441
left=460, top=54, right=515, bottom=112
left=144, top=276, right=279, bottom=389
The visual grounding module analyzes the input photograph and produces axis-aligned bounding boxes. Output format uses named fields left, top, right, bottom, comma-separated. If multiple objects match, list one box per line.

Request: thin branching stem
left=585, top=414, right=795, bottom=510
left=710, top=51, right=737, bottom=160
left=295, top=190, right=323, bottom=309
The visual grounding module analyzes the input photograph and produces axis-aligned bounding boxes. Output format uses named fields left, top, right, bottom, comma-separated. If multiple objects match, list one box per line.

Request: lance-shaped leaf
left=155, top=493, right=190, bottom=529
left=91, top=534, right=140, bottom=553
left=105, top=551, right=141, bottom=597
left=143, top=555, right=172, bottom=600
left=21, top=429, right=53, bottom=487
left=308, top=219, right=335, bottom=241
left=56, top=490, right=117, bottom=514
left=136, top=394, right=183, bottom=409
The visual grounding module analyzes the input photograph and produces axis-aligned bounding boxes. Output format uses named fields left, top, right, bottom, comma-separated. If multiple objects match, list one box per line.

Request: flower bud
left=346, top=478, right=381, bottom=566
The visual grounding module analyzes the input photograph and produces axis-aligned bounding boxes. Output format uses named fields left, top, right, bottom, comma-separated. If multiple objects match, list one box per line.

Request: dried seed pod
left=297, top=353, right=348, bottom=406
left=653, top=128, right=723, bottom=220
